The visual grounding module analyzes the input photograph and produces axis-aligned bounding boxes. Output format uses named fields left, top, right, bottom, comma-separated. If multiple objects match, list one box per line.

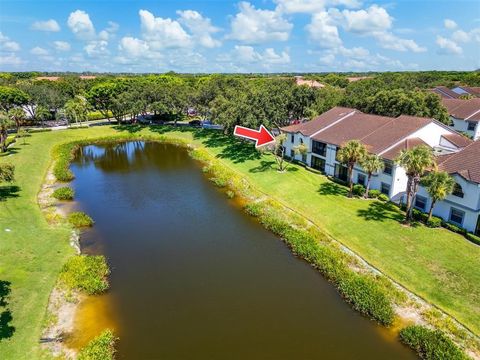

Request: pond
left=68, top=141, right=416, bottom=359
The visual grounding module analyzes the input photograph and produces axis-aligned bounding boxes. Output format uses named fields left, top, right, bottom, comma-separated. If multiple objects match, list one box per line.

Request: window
left=312, top=141, right=327, bottom=157
left=467, top=122, right=476, bottom=131
left=335, top=164, right=349, bottom=182
left=381, top=182, right=391, bottom=195
left=414, top=195, right=427, bottom=211
left=301, top=152, right=307, bottom=163
left=290, top=149, right=295, bottom=158
left=452, top=183, right=464, bottom=198
left=311, top=156, right=325, bottom=172
left=383, top=161, right=393, bottom=175
left=290, top=134, right=294, bottom=143
left=357, top=174, right=366, bottom=186
left=449, top=208, right=465, bottom=226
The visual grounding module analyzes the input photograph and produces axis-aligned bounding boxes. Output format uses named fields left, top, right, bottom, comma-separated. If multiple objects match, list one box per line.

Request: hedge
left=399, top=325, right=468, bottom=360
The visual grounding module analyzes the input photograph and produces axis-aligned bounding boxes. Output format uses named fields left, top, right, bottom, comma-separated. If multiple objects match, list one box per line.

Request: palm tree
left=64, top=96, right=89, bottom=126
left=337, top=140, right=368, bottom=198
left=360, top=154, right=385, bottom=199
left=35, top=106, right=51, bottom=128
left=396, top=145, right=435, bottom=222
left=8, top=107, right=25, bottom=131
left=421, top=171, right=455, bottom=221
left=0, top=112, right=14, bottom=152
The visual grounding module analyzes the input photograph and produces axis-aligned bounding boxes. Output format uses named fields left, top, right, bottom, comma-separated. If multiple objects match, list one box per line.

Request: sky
left=0, top=0, right=479, bottom=73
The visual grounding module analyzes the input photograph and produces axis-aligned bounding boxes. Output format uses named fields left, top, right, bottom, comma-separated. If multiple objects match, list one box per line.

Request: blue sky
left=0, top=0, right=479, bottom=73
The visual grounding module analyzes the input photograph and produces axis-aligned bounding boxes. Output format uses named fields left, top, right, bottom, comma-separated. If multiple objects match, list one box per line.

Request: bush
left=68, top=211, right=94, bottom=228
left=377, top=194, right=389, bottom=202
left=52, top=186, right=75, bottom=200
left=426, top=216, right=442, bottom=228
left=244, top=202, right=262, bottom=217
left=353, top=184, right=365, bottom=197
left=465, top=233, right=480, bottom=246
left=399, top=325, right=468, bottom=360
left=441, top=221, right=467, bottom=235
left=59, top=255, right=110, bottom=295
left=368, top=190, right=381, bottom=198
left=78, top=329, right=117, bottom=360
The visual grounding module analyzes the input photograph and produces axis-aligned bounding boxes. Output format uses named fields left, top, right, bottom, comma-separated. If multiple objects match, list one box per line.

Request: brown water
left=68, top=141, right=416, bottom=359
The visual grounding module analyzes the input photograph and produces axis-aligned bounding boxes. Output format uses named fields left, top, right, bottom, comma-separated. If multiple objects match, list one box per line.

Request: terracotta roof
left=442, top=98, right=480, bottom=122
left=441, top=133, right=473, bottom=148
left=281, top=107, right=356, bottom=136
left=430, top=86, right=461, bottom=99
left=381, top=138, right=429, bottom=161
left=311, top=112, right=393, bottom=148
left=438, top=141, right=480, bottom=184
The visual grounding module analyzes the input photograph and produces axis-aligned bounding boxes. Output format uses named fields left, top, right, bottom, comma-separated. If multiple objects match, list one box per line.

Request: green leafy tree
left=396, top=145, right=436, bottom=222
left=0, top=112, right=14, bottom=152
left=87, top=82, right=123, bottom=121
left=0, top=86, right=29, bottom=113
left=0, top=163, right=14, bottom=182
left=64, top=96, right=89, bottom=126
left=8, top=107, right=25, bottom=131
left=421, top=171, right=455, bottom=220
left=337, top=140, right=368, bottom=198
left=360, top=154, right=385, bottom=199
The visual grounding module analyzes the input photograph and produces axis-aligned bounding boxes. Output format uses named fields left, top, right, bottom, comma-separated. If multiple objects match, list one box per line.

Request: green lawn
left=0, top=126, right=479, bottom=359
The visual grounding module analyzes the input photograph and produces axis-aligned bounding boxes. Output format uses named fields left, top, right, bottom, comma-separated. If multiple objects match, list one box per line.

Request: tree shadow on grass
left=0, top=185, right=20, bottom=201
left=317, top=182, right=348, bottom=196
left=357, top=201, right=405, bottom=222
left=249, top=160, right=275, bottom=173
left=0, top=148, right=19, bottom=157
left=113, top=124, right=144, bottom=134
left=0, top=280, right=15, bottom=340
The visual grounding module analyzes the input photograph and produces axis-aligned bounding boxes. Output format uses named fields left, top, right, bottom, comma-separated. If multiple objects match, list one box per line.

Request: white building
left=442, top=98, right=480, bottom=140
left=281, top=107, right=480, bottom=235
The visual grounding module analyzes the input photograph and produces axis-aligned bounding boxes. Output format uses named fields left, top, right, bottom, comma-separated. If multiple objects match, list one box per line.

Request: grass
left=0, top=125, right=479, bottom=359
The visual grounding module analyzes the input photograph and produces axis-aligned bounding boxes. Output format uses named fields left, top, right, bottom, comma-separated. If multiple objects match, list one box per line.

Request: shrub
left=244, top=202, right=262, bottom=217
left=377, top=194, right=389, bottom=202
left=52, top=186, right=75, bottom=201
left=399, top=325, right=468, bottom=360
left=368, top=190, right=381, bottom=198
left=211, top=177, right=227, bottom=188
left=426, top=216, right=442, bottom=228
left=441, top=221, right=467, bottom=235
left=353, top=184, right=365, bottom=197
left=68, top=211, right=94, bottom=228
left=465, top=233, right=480, bottom=246
left=78, top=329, right=117, bottom=360
left=226, top=190, right=235, bottom=199
left=338, top=273, right=395, bottom=326
left=59, top=255, right=109, bottom=295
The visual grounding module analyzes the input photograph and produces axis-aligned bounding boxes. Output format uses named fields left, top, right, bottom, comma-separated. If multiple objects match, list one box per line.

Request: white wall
left=450, top=117, right=480, bottom=140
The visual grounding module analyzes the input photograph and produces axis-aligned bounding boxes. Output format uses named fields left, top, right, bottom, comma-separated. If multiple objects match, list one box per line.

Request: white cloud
left=139, top=9, right=191, bottom=49
left=119, top=36, right=149, bottom=58
left=31, top=19, right=60, bottom=32
left=373, top=31, right=426, bottom=52
left=0, top=32, right=20, bottom=52
left=84, top=40, right=109, bottom=57
left=274, top=0, right=360, bottom=14
left=177, top=10, right=221, bottom=48
left=444, top=19, right=457, bottom=30
left=436, top=36, right=462, bottom=55
left=98, top=21, right=119, bottom=41
left=68, top=10, right=95, bottom=40
left=452, top=30, right=470, bottom=43
left=227, top=2, right=292, bottom=44
left=53, top=41, right=71, bottom=51
left=342, top=5, right=392, bottom=34
left=338, top=46, right=369, bottom=58
left=306, top=11, right=342, bottom=48
left=0, top=53, right=23, bottom=66
left=30, top=46, right=49, bottom=56
left=219, top=45, right=290, bottom=67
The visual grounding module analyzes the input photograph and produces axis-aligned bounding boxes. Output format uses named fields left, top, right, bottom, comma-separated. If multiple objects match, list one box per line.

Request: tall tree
left=359, top=154, right=385, bottom=199
left=8, top=108, right=25, bottom=131
left=0, top=86, right=29, bottom=113
left=64, top=96, right=89, bottom=126
left=396, top=145, right=436, bottom=222
left=421, top=171, right=455, bottom=221
left=0, top=112, right=14, bottom=152
left=337, top=140, right=368, bottom=198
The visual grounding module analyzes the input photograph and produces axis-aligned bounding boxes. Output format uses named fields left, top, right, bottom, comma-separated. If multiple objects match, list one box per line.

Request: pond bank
left=40, top=133, right=478, bottom=359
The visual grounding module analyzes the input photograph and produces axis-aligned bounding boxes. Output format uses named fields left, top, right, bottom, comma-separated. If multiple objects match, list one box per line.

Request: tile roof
left=441, top=133, right=473, bottom=148
left=430, top=86, right=461, bottom=99
left=442, top=98, right=480, bottom=122
left=381, top=138, right=429, bottom=161
left=281, top=107, right=356, bottom=136
left=438, top=141, right=480, bottom=184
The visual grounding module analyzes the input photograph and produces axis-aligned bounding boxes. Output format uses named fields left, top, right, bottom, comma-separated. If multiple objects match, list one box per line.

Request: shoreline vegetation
left=0, top=127, right=478, bottom=359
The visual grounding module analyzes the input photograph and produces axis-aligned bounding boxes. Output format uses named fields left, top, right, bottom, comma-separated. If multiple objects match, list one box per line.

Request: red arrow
left=233, top=125, right=275, bottom=148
